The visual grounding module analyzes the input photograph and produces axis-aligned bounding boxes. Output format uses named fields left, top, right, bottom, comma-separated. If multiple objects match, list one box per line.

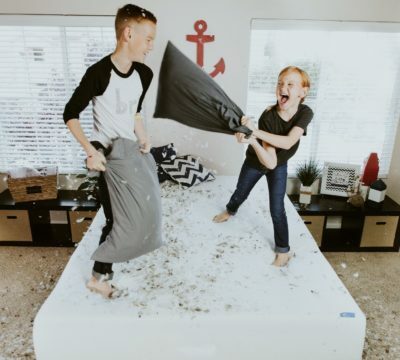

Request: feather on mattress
left=33, top=176, right=365, bottom=360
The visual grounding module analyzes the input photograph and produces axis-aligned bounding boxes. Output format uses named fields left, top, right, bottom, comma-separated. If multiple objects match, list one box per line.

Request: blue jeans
left=226, top=160, right=289, bottom=253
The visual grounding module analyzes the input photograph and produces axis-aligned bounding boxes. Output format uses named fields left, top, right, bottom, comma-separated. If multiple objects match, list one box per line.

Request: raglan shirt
left=245, top=104, right=314, bottom=172
left=63, top=54, right=153, bottom=148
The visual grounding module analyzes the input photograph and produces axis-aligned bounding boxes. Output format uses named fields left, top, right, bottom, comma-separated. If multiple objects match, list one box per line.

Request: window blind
left=246, top=21, right=400, bottom=176
left=0, top=23, right=115, bottom=173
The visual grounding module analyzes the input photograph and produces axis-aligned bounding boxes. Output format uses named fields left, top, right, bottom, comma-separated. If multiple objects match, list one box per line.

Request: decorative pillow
left=155, top=165, right=172, bottom=183
left=160, top=155, right=215, bottom=188
left=150, top=143, right=177, bottom=183
left=150, top=143, right=177, bottom=163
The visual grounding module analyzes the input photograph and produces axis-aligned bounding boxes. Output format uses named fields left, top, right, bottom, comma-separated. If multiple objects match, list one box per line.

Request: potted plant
left=295, top=160, right=322, bottom=207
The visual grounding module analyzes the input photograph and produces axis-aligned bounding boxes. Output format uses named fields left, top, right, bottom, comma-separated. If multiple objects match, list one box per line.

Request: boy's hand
left=139, top=139, right=151, bottom=154
left=241, top=116, right=256, bottom=131
left=86, top=151, right=106, bottom=171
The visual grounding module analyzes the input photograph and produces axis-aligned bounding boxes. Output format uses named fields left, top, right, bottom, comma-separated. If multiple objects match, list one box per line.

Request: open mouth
left=280, top=94, right=289, bottom=104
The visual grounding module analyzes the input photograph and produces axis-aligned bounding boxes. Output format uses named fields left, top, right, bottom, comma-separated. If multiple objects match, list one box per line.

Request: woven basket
left=8, top=173, right=58, bottom=203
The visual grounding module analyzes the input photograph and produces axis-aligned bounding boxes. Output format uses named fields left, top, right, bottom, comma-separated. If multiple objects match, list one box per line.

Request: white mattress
left=33, top=176, right=365, bottom=360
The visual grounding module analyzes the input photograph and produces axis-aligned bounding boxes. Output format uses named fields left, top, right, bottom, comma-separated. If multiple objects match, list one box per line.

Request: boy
left=213, top=66, right=313, bottom=267
left=63, top=4, right=161, bottom=298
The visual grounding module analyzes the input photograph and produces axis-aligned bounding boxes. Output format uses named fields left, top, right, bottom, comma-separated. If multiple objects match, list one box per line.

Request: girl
left=213, top=66, right=313, bottom=267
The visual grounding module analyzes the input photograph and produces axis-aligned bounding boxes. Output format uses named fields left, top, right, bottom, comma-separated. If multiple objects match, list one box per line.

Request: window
left=0, top=16, right=115, bottom=173
left=246, top=20, right=400, bottom=176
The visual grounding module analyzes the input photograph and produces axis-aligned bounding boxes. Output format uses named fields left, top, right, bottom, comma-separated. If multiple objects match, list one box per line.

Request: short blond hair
left=278, top=66, right=311, bottom=103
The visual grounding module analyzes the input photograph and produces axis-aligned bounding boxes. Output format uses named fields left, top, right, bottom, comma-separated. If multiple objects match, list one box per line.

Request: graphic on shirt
left=115, top=88, right=139, bottom=115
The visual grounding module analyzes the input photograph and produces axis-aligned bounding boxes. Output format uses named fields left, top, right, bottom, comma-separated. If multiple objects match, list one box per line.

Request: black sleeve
left=63, top=57, right=111, bottom=124
left=63, top=66, right=97, bottom=123
left=294, top=106, right=314, bottom=135
left=135, top=62, right=153, bottom=113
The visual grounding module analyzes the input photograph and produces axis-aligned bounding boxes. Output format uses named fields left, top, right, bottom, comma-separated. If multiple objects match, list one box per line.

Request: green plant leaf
left=295, top=160, right=322, bottom=186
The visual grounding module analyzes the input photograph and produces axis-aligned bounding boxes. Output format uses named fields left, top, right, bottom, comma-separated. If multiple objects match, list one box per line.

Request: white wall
left=1, top=0, right=399, bottom=197
left=387, top=120, right=400, bottom=203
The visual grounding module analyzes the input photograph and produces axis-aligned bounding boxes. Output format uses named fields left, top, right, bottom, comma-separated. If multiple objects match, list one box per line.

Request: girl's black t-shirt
left=245, top=104, right=314, bottom=172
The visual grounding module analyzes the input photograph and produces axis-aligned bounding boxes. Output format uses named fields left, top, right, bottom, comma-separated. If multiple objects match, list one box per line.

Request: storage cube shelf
left=300, top=215, right=324, bottom=247
left=289, top=194, right=400, bottom=251
left=0, top=190, right=99, bottom=246
left=69, top=211, right=97, bottom=243
left=0, top=209, right=32, bottom=242
left=360, top=216, right=399, bottom=248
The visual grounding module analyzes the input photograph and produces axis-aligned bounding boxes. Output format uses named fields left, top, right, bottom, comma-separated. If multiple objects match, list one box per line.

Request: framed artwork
left=320, top=162, right=361, bottom=197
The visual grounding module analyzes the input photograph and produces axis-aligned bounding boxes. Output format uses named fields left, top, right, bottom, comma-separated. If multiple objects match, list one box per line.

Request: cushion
left=150, top=143, right=177, bottom=163
left=150, top=143, right=177, bottom=183
left=155, top=165, right=171, bottom=183
left=160, top=155, right=215, bottom=188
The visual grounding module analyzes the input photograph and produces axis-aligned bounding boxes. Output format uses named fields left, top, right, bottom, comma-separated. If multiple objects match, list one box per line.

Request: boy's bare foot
left=86, top=276, right=118, bottom=299
left=272, top=252, right=294, bottom=267
left=213, top=210, right=231, bottom=223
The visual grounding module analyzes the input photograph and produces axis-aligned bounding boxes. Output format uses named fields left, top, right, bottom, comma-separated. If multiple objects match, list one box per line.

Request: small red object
left=361, top=153, right=379, bottom=186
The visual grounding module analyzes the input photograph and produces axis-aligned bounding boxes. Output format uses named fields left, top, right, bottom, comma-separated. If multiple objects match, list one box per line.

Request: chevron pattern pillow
left=160, top=155, right=215, bottom=188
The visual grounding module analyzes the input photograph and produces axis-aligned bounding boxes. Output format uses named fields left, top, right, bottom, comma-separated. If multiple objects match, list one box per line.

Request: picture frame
left=320, top=162, right=361, bottom=197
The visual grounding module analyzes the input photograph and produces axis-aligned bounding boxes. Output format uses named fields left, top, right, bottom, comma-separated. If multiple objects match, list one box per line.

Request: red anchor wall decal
left=186, top=20, right=225, bottom=78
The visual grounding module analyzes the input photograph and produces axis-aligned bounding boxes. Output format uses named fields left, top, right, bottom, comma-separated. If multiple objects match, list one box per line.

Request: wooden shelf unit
left=0, top=189, right=99, bottom=247
left=289, top=194, right=400, bottom=252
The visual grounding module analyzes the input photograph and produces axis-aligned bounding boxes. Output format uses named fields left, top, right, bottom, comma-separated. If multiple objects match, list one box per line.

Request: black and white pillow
left=150, top=143, right=177, bottom=183
left=150, top=143, right=177, bottom=163
left=160, top=155, right=215, bottom=188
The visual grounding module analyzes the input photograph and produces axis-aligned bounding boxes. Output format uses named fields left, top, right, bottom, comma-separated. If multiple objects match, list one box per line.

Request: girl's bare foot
left=86, top=276, right=117, bottom=299
left=272, top=252, right=294, bottom=267
left=213, top=210, right=231, bottom=223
